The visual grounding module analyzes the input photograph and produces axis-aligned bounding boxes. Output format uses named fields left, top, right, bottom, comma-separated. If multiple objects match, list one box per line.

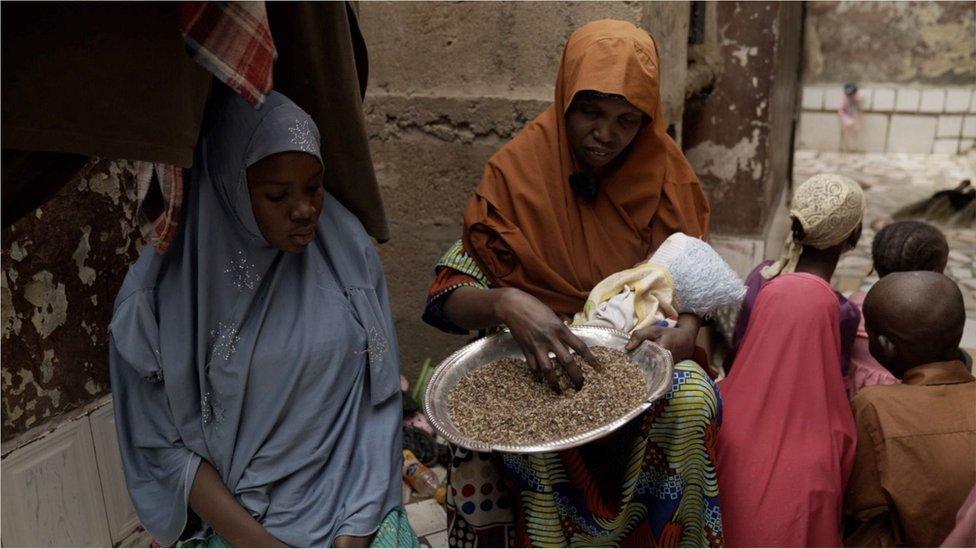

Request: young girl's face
left=247, top=151, right=324, bottom=253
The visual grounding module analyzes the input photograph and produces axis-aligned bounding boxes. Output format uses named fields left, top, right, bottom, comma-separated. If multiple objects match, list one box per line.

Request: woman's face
left=247, top=151, right=324, bottom=253
left=566, top=93, right=645, bottom=170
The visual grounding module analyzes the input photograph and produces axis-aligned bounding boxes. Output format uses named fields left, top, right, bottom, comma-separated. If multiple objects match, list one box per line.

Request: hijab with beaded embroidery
left=108, top=88, right=402, bottom=546
left=461, top=19, right=710, bottom=315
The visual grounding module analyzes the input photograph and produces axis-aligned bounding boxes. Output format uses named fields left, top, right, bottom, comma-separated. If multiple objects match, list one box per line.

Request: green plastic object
left=412, top=358, right=433, bottom=405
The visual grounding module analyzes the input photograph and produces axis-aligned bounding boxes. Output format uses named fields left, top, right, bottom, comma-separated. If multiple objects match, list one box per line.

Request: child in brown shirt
left=845, top=271, right=976, bottom=546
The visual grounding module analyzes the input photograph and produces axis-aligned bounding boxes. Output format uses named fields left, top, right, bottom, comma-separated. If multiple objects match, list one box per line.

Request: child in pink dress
left=839, top=82, right=863, bottom=152
left=847, top=221, right=950, bottom=397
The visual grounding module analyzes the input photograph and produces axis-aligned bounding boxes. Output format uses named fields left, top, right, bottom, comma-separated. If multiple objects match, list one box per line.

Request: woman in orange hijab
left=423, top=21, right=721, bottom=547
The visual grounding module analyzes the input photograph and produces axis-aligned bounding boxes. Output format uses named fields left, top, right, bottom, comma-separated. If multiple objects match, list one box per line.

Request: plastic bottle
left=403, top=450, right=439, bottom=498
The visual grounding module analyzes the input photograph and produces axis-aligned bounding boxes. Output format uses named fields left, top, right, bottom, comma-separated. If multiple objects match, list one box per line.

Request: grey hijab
left=109, top=89, right=402, bottom=546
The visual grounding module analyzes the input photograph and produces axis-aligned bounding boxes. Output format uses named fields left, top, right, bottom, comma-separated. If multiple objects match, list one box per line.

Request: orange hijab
left=462, top=20, right=710, bottom=315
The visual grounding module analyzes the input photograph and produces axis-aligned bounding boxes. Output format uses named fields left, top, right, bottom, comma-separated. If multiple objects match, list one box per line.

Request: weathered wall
left=799, top=2, right=975, bottom=155
left=1, top=1, right=797, bottom=440
left=683, top=2, right=804, bottom=238
left=2, top=161, right=144, bottom=439
left=805, top=1, right=976, bottom=86
left=358, top=1, right=691, bottom=381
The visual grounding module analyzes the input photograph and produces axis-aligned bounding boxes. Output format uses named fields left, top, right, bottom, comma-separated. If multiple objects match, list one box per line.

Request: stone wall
left=805, top=1, right=975, bottom=86
left=2, top=161, right=144, bottom=439
left=682, top=1, right=803, bottom=269
left=799, top=1, right=976, bottom=154
left=358, top=1, right=692, bottom=381
left=1, top=1, right=800, bottom=439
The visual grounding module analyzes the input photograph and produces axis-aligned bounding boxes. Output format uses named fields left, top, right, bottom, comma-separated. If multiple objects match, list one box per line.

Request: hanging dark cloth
left=1, top=151, right=90, bottom=225
left=1, top=3, right=211, bottom=167
left=1, top=3, right=212, bottom=227
left=266, top=2, right=390, bottom=242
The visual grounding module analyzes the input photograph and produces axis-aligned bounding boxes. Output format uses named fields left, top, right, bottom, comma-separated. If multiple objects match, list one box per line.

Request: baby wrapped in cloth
left=573, top=232, right=745, bottom=334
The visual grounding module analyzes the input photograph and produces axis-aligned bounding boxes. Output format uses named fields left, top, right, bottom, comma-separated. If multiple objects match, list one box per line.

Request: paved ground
left=404, top=465, right=449, bottom=548
left=794, top=150, right=976, bottom=351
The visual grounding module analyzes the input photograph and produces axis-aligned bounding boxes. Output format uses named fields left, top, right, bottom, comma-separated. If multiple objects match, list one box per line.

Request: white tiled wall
left=964, top=115, right=976, bottom=139
left=856, top=114, right=890, bottom=152
left=799, top=84, right=976, bottom=154
left=919, top=89, right=945, bottom=113
left=938, top=115, right=964, bottom=137
left=824, top=87, right=845, bottom=111
left=1, top=398, right=140, bottom=547
left=798, top=112, right=841, bottom=151
left=90, top=404, right=141, bottom=544
left=801, top=87, right=824, bottom=110
left=895, top=88, right=921, bottom=112
left=946, top=89, right=972, bottom=113
left=934, top=139, right=961, bottom=155
left=872, top=88, right=896, bottom=112
left=888, top=115, right=938, bottom=153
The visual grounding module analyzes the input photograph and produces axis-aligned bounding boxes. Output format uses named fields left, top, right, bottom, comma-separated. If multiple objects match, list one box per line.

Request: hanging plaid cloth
left=146, top=163, right=185, bottom=253
left=127, top=161, right=186, bottom=254
left=137, top=2, right=276, bottom=253
left=180, top=1, right=277, bottom=107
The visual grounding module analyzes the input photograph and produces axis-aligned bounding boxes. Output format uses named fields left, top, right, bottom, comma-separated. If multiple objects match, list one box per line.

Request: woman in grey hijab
left=109, top=87, right=416, bottom=547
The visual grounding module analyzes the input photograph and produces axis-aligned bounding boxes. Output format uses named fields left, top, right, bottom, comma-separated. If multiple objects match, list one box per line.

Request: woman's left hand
left=626, top=313, right=701, bottom=362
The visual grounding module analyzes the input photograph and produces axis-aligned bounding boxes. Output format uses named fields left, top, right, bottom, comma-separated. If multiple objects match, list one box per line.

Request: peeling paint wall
left=2, top=160, right=144, bottom=439
left=683, top=2, right=804, bottom=237
left=358, top=2, right=691, bottom=381
left=2, top=1, right=798, bottom=438
left=805, top=1, right=976, bottom=86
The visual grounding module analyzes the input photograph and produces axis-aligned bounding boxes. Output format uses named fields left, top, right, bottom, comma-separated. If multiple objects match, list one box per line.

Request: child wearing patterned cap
left=717, top=173, right=864, bottom=547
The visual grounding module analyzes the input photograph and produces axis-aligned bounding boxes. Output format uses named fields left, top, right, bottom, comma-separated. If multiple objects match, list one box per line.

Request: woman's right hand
left=494, top=288, right=600, bottom=393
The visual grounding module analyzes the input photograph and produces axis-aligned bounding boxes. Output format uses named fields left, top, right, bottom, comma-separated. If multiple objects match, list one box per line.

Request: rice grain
left=447, top=346, right=646, bottom=446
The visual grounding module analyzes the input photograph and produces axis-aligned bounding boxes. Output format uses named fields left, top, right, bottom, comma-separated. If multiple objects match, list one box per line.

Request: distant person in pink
left=839, top=82, right=863, bottom=152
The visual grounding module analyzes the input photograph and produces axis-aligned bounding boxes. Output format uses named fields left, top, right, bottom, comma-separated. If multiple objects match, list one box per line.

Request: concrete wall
left=799, top=1, right=976, bottom=154
left=0, top=0, right=695, bottom=442
left=2, top=161, right=143, bottom=439
left=358, top=1, right=693, bottom=381
left=1, top=1, right=799, bottom=439
left=682, top=2, right=804, bottom=241
left=805, top=1, right=975, bottom=86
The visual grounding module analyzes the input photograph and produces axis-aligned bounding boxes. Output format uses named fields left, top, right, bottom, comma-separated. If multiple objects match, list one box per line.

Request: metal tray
left=423, top=325, right=674, bottom=454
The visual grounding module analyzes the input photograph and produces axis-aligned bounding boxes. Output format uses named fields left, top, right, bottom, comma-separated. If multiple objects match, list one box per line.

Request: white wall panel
left=1, top=416, right=111, bottom=547
left=90, top=404, right=140, bottom=544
